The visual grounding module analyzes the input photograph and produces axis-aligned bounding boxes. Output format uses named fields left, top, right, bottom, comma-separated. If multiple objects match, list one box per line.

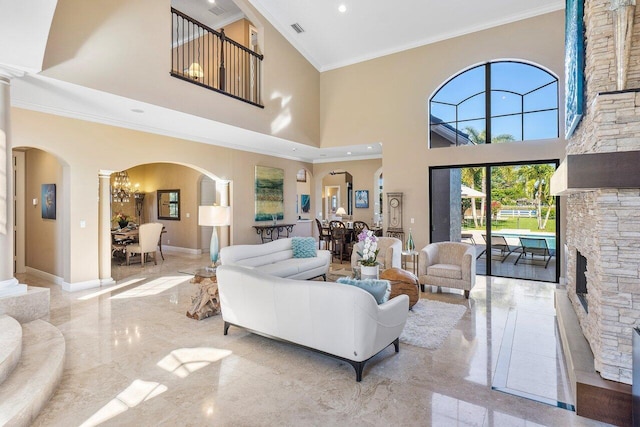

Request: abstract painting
left=41, top=183, right=56, bottom=220
left=255, top=166, right=284, bottom=221
left=565, top=0, right=584, bottom=138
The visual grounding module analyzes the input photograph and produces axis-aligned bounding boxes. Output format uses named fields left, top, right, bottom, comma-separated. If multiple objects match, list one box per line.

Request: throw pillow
left=336, top=277, right=391, bottom=304
left=292, top=237, right=317, bottom=258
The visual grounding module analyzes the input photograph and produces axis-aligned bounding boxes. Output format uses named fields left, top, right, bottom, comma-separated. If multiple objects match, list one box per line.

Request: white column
left=217, top=180, right=231, bottom=248
left=98, top=171, right=114, bottom=285
left=0, top=71, right=26, bottom=297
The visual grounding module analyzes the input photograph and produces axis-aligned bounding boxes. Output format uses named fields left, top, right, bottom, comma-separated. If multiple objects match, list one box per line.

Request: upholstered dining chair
left=352, top=221, right=369, bottom=237
left=126, top=222, right=164, bottom=266
left=315, top=218, right=332, bottom=250
left=329, top=220, right=348, bottom=263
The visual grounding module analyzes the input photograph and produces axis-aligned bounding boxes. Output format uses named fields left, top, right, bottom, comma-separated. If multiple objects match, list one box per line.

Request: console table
left=253, top=223, right=296, bottom=243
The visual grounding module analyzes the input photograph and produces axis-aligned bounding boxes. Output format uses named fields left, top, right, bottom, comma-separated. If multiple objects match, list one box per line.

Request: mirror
left=157, top=189, right=180, bottom=220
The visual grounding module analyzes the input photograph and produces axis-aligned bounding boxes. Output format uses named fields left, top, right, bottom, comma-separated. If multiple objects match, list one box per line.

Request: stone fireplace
left=551, top=1, right=640, bottom=424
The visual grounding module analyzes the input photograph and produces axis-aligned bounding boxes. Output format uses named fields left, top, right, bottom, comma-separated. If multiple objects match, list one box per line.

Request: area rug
left=400, top=300, right=467, bottom=350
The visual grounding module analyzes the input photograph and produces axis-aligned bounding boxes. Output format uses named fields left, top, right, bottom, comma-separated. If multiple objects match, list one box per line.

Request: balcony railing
left=171, top=8, right=263, bottom=108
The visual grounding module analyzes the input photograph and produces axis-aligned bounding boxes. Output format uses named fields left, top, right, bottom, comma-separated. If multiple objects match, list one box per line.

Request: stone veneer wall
left=565, top=0, right=640, bottom=384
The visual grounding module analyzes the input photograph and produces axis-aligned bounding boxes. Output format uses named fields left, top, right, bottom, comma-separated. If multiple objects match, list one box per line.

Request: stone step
left=0, top=319, right=65, bottom=427
left=0, top=315, right=22, bottom=385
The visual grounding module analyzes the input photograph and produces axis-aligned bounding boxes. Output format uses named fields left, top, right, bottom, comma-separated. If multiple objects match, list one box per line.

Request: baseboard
left=25, top=267, right=63, bottom=286
left=162, top=245, right=201, bottom=255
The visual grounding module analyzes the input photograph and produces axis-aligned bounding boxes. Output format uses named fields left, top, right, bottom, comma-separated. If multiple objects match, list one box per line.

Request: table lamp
left=335, top=207, right=347, bottom=218
left=199, top=205, right=231, bottom=266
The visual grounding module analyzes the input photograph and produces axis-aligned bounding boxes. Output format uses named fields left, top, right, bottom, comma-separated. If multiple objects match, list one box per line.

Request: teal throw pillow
left=336, top=277, right=391, bottom=304
left=292, top=237, right=317, bottom=258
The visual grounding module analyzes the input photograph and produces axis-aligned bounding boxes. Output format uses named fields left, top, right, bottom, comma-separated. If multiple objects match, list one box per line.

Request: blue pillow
left=336, top=277, right=391, bottom=304
left=292, top=237, right=317, bottom=258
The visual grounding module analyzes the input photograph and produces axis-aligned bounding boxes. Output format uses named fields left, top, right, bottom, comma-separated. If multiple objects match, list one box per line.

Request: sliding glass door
left=429, top=161, right=559, bottom=282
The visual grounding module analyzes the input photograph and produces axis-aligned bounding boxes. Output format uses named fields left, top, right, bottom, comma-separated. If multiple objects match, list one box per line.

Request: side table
left=186, top=267, right=220, bottom=320
left=401, top=250, right=419, bottom=276
left=380, top=268, right=420, bottom=309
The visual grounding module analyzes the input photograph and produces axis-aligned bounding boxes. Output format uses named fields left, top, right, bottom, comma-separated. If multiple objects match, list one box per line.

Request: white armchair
left=418, top=242, right=476, bottom=298
left=351, top=237, right=402, bottom=270
left=126, top=222, right=164, bottom=266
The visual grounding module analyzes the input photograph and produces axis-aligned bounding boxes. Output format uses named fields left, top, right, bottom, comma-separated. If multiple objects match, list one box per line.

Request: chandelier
left=112, top=171, right=132, bottom=203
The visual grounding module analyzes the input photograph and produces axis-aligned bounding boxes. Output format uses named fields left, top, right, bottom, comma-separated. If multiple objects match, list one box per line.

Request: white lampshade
left=199, top=205, right=230, bottom=227
left=335, top=207, right=347, bottom=216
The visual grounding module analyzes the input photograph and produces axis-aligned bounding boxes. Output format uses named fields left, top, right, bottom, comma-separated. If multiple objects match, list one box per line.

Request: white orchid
left=356, top=230, right=379, bottom=266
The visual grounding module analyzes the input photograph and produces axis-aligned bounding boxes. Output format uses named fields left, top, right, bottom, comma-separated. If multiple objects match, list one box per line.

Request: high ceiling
left=8, top=0, right=565, bottom=164
left=248, top=0, right=564, bottom=71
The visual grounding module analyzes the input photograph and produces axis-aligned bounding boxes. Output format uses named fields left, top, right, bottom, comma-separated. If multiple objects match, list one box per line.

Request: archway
left=106, top=162, right=231, bottom=283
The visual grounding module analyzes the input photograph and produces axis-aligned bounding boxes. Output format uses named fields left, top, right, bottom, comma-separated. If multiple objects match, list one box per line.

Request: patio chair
left=515, top=237, right=553, bottom=268
left=478, top=234, right=519, bottom=262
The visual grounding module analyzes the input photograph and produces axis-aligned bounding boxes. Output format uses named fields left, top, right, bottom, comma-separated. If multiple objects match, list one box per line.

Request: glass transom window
left=429, top=61, right=558, bottom=148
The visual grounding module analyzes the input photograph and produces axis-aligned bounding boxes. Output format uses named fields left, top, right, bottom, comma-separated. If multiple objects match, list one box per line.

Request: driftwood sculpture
left=186, top=276, right=220, bottom=320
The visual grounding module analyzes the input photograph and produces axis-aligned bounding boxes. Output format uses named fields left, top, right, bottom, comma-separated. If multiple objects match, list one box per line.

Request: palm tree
left=463, top=127, right=515, bottom=226
left=521, top=164, right=555, bottom=229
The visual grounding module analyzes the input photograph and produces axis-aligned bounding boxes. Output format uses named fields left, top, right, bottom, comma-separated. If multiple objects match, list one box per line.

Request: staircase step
left=0, top=319, right=65, bottom=427
left=0, top=315, right=22, bottom=385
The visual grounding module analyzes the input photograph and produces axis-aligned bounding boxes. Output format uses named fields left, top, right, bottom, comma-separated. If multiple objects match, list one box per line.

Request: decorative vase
left=360, top=264, right=379, bottom=279
left=118, top=220, right=128, bottom=229
left=406, top=228, right=415, bottom=252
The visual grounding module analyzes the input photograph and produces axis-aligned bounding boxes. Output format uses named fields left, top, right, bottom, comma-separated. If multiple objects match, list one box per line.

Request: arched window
left=429, top=61, right=558, bottom=148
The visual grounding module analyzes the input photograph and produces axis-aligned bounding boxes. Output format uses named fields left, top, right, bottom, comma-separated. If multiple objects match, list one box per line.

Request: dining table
left=111, top=226, right=167, bottom=260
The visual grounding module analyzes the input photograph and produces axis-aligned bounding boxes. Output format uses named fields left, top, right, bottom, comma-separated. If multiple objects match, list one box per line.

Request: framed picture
left=565, top=0, right=585, bottom=138
left=301, top=194, right=310, bottom=213
left=255, top=166, right=284, bottom=221
left=355, top=190, right=369, bottom=208
left=296, top=169, right=307, bottom=182
left=41, top=183, right=56, bottom=220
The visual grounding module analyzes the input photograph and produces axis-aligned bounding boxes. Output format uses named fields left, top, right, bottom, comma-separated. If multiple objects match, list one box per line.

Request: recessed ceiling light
left=208, top=0, right=215, bottom=4
left=131, top=108, right=144, bottom=113
left=347, top=151, right=352, bottom=155
left=292, top=147, right=297, bottom=151
left=338, top=4, right=347, bottom=13
left=367, top=146, right=372, bottom=150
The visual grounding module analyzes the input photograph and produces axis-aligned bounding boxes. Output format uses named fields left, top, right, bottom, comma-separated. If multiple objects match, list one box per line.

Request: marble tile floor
left=16, top=254, right=610, bottom=426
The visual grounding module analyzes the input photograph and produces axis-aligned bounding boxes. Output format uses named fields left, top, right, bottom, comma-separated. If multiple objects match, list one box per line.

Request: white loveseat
left=216, top=264, right=409, bottom=381
left=219, top=238, right=331, bottom=280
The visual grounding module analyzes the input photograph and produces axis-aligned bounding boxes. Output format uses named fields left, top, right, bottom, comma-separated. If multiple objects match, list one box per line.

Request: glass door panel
left=430, top=162, right=558, bottom=282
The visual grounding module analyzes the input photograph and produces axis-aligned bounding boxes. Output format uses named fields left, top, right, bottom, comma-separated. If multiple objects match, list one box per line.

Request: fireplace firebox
left=576, top=250, right=587, bottom=312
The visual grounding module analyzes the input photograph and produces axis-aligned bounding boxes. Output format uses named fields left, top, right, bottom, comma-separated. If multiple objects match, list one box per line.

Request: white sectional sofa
left=216, top=264, right=409, bottom=381
left=219, top=238, right=331, bottom=280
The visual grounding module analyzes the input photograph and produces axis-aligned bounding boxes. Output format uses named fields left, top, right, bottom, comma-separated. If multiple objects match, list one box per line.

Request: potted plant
left=357, top=230, right=380, bottom=278
left=112, top=212, right=132, bottom=229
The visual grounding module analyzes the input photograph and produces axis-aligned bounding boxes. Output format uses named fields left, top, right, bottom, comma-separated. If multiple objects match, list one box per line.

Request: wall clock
left=387, top=192, right=403, bottom=231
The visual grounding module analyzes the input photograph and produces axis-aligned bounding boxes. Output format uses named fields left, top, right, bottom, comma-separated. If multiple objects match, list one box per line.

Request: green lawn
left=463, top=217, right=555, bottom=233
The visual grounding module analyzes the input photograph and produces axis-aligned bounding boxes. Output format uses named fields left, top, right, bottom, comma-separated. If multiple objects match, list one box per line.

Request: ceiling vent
left=291, top=23, right=305, bottom=34
left=208, top=5, right=227, bottom=16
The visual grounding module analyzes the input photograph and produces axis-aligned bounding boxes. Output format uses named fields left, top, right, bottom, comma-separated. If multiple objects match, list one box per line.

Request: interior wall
left=319, top=11, right=567, bottom=251
left=12, top=107, right=312, bottom=285
left=24, top=148, right=64, bottom=277
left=42, top=0, right=320, bottom=147
left=314, top=159, right=382, bottom=224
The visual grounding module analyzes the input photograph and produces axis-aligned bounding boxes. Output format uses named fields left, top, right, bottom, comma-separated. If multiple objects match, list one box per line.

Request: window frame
left=428, top=61, right=559, bottom=148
